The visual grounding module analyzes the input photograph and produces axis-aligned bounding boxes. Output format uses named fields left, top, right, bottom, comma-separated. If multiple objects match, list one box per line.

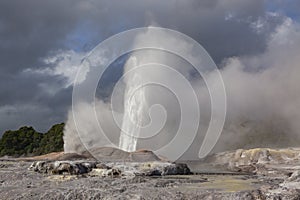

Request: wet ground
left=0, top=160, right=272, bottom=199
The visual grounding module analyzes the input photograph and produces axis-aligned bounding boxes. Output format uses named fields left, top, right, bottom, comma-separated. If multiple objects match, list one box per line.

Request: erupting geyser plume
left=118, top=57, right=148, bottom=152
left=64, top=20, right=300, bottom=160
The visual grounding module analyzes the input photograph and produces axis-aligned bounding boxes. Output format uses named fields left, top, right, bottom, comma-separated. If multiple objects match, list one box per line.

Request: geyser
left=64, top=21, right=300, bottom=160
left=118, top=56, right=148, bottom=152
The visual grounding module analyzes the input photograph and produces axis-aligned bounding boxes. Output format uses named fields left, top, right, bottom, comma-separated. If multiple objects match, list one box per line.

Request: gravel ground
left=1, top=148, right=300, bottom=200
left=0, top=160, right=264, bottom=200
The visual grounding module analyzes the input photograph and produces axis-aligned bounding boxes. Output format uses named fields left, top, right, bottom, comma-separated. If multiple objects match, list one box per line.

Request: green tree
left=38, top=123, right=65, bottom=155
left=0, top=123, right=65, bottom=157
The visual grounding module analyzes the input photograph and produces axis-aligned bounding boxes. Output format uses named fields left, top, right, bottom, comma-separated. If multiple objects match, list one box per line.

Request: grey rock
left=29, top=161, right=97, bottom=175
left=28, top=160, right=191, bottom=177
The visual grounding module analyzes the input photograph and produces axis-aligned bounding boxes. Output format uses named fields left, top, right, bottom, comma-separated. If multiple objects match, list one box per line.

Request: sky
left=0, top=0, right=299, bottom=135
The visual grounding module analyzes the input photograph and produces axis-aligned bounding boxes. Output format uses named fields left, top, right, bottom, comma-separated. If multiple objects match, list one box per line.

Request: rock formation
left=28, top=160, right=191, bottom=177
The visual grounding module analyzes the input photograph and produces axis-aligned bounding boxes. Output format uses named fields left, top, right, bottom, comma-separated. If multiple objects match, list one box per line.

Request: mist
left=64, top=18, right=300, bottom=160
left=212, top=18, right=300, bottom=152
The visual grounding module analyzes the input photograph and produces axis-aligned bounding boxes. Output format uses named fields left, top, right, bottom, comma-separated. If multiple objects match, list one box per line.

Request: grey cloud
left=0, top=70, right=71, bottom=134
left=0, top=0, right=283, bottom=72
left=0, top=0, right=86, bottom=73
left=0, top=0, right=288, bottom=135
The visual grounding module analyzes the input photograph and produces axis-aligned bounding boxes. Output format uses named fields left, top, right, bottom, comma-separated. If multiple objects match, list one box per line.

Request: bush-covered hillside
left=0, top=123, right=64, bottom=157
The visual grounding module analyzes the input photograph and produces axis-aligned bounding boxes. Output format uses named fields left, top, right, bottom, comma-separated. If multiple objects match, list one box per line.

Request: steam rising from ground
left=64, top=19, right=300, bottom=160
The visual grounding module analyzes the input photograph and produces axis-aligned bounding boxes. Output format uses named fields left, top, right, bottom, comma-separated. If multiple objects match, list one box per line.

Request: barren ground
left=1, top=148, right=300, bottom=199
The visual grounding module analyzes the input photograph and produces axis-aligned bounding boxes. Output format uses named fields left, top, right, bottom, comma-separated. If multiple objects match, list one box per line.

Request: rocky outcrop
left=28, top=160, right=191, bottom=177
left=28, top=161, right=96, bottom=175
left=198, top=148, right=300, bottom=175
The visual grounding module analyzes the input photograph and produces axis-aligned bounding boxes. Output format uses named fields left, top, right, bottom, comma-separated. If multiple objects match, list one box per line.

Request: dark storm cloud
left=0, top=0, right=288, bottom=134
left=0, top=0, right=87, bottom=73
left=65, top=0, right=284, bottom=63
left=0, top=70, right=72, bottom=133
left=0, top=0, right=283, bottom=72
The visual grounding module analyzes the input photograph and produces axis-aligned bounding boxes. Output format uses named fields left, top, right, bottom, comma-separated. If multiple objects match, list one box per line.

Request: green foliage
left=0, top=123, right=65, bottom=157
left=38, top=123, right=64, bottom=155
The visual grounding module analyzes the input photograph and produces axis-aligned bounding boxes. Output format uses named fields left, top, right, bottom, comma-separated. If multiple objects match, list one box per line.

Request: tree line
left=0, top=123, right=64, bottom=157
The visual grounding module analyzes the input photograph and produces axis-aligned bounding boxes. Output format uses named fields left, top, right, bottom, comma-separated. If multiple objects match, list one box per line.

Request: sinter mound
left=15, top=147, right=163, bottom=162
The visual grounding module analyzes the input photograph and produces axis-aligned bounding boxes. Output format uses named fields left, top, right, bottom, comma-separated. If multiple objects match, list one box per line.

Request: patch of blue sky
left=65, top=18, right=140, bottom=53
left=265, top=0, right=300, bottom=21
left=64, top=20, right=100, bottom=52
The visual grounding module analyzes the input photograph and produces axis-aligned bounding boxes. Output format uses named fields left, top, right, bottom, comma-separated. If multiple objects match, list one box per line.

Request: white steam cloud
left=64, top=18, right=300, bottom=160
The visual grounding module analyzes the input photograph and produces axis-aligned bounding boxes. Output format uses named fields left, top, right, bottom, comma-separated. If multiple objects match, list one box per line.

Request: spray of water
left=118, top=56, right=148, bottom=152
